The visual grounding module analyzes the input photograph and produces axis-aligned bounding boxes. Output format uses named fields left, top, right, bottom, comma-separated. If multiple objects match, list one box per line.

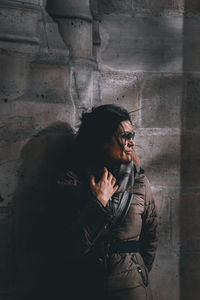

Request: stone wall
left=0, top=0, right=200, bottom=299
left=0, top=0, right=100, bottom=299
left=181, top=1, right=200, bottom=299
left=98, top=0, right=200, bottom=299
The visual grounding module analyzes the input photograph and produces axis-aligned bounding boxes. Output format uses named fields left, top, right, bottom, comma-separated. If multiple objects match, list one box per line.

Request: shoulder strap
left=108, top=163, right=142, bottom=229
left=110, top=191, right=133, bottom=228
left=88, top=165, right=143, bottom=251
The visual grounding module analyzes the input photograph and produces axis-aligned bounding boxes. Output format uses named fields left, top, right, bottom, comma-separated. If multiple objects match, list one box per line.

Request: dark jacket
left=52, top=169, right=158, bottom=299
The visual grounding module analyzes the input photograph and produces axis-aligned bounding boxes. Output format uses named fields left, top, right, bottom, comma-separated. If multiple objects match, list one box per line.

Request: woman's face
left=104, top=120, right=135, bottom=164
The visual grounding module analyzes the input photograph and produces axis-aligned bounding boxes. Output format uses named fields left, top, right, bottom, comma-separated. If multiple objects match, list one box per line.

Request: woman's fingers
left=90, top=168, right=119, bottom=206
left=113, top=185, right=119, bottom=193
left=91, top=167, right=117, bottom=191
left=90, top=175, right=96, bottom=187
left=104, top=167, right=108, bottom=175
left=111, top=176, right=116, bottom=185
left=107, top=171, right=112, bottom=181
left=102, top=167, right=108, bottom=180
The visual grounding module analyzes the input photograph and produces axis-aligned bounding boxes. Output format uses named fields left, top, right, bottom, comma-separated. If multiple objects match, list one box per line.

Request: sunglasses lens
left=126, top=133, right=132, bottom=140
left=122, top=132, right=135, bottom=141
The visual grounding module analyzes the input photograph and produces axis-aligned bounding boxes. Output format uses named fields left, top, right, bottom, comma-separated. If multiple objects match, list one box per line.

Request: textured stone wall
left=181, top=1, right=200, bottom=299
left=98, top=1, right=200, bottom=299
left=0, top=0, right=101, bottom=298
left=0, top=1, right=70, bottom=298
left=0, top=0, right=200, bottom=299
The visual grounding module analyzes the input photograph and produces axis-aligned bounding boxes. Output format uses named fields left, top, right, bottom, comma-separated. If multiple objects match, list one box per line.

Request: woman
left=53, top=104, right=158, bottom=300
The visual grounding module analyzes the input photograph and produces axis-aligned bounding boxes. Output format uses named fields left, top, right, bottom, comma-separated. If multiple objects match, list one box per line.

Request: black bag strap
left=108, top=164, right=141, bottom=229
left=109, top=190, right=133, bottom=228
left=89, top=164, right=142, bottom=252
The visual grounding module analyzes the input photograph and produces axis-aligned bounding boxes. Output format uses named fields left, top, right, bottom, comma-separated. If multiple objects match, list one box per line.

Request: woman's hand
left=90, top=167, right=119, bottom=207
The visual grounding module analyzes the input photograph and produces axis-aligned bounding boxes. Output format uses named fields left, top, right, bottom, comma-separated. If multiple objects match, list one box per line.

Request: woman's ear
left=132, top=150, right=141, bottom=166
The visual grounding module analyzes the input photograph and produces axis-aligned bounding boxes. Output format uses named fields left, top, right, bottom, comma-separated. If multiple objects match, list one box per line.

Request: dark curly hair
left=72, top=104, right=132, bottom=173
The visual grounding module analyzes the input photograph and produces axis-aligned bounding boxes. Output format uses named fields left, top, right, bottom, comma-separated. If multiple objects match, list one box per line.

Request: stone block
left=0, top=57, right=70, bottom=104
left=180, top=192, right=200, bottom=251
left=37, top=12, right=69, bottom=63
left=135, top=133, right=180, bottom=186
left=184, top=0, right=200, bottom=16
left=183, top=74, right=200, bottom=132
left=0, top=102, right=74, bottom=132
left=141, top=74, right=182, bottom=128
left=70, top=64, right=94, bottom=108
left=0, top=116, right=34, bottom=133
left=46, top=0, right=91, bottom=19
left=92, top=71, right=101, bottom=105
left=17, top=0, right=40, bottom=5
left=152, top=187, right=171, bottom=253
left=0, top=55, right=29, bottom=102
left=180, top=253, right=200, bottom=300
left=98, top=0, right=184, bottom=14
left=0, top=136, right=25, bottom=164
left=0, top=102, right=74, bottom=206
left=183, top=18, right=200, bottom=72
left=152, top=187, right=180, bottom=254
left=28, top=63, right=70, bottom=103
left=132, top=0, right=184, bottom=13
left=100, top=15, right=182, bottom=72
left=101, top=71, right=140, bottom=127
left=0, top=4, right=40, bottom=54
left=151, top=253, right=179, bottom=300
left=170, top=188, right=181, bottom=250
left=181, top=135, right=200, bottom=187
left=70, top=60, right=101, bottom=119
left=0, top=101, right=75, bottom=206
left=44, top=22, right=68, bottom=52
left=98, top=0, right=132, bottom=14
left=56, top=19, right=93, bottom=58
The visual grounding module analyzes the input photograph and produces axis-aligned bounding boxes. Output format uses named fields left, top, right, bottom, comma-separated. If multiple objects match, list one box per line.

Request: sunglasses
left=120, top=131, right=135, bottom=142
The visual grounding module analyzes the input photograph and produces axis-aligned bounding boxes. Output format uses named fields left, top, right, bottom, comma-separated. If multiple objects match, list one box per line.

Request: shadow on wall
left=12, top=122, right=75, bottom=300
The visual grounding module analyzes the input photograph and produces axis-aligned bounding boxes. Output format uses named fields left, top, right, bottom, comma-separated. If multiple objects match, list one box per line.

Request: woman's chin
left=121, top=153, right=132, bottom=163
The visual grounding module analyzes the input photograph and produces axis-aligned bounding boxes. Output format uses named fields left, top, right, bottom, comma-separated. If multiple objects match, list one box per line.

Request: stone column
left=46, top=0, right=101, bottom=123
left=0, top=0, right=39, bottom=103
left=28, top=0, right=71, bottom=108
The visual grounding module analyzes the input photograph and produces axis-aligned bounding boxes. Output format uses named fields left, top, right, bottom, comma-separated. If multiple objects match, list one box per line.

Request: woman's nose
left=128, top=138, right=135, bottom=147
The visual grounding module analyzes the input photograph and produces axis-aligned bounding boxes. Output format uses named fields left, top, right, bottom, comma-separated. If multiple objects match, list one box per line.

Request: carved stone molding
left=46, top=0, right=101, bottom=123
left=0, top=0, right=41, bottom=55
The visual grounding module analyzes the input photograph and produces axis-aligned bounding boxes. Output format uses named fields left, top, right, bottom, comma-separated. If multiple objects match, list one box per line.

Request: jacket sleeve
left=139, top=176, right=159, bottom=272
left=52, top=171, right=112, bottom=259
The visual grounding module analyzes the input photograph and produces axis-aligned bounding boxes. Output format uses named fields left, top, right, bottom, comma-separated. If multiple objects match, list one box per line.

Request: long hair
left=72, top=104, right=132, bottom=175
